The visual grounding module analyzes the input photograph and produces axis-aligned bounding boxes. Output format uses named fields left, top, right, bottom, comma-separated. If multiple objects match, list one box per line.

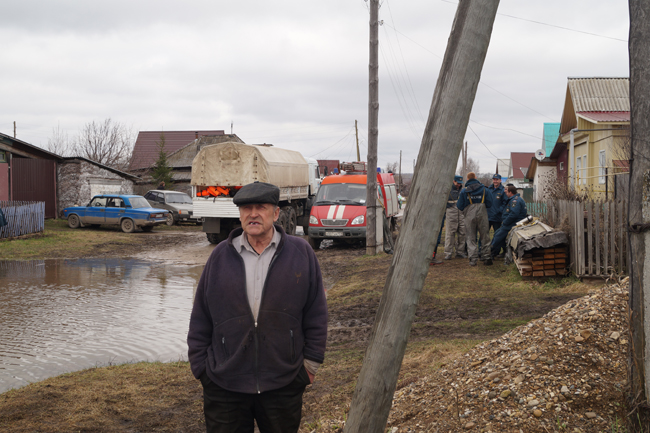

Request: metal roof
left=166, top=134, right=244, bottom=168
left=568, top=77, right=629, bottom=112
left=509, top=152, right=535, bottom=179
left=576, top=111, right=630, bottom=123
left=129, top=130, right=225, bottom=171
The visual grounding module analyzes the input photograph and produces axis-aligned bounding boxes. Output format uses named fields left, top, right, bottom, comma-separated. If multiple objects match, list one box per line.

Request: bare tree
left=72, top=119, right=134, bottom=170
left=385, top=161, right=399, bottom=173
left=466, top=156, right=480, bottom=174
left=45, top=124, right=72, bottom=156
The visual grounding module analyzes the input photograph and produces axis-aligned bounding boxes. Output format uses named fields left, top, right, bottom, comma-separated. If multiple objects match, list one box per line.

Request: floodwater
left=0, top=258, right=204, bottom=394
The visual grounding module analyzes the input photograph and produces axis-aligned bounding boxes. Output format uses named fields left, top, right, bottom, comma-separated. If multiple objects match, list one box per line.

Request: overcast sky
left=1, top=0, right=630, bottom=174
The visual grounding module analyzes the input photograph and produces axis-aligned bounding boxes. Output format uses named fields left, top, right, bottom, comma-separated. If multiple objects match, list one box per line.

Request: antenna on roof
left=231, top=121, right=233, bottom=135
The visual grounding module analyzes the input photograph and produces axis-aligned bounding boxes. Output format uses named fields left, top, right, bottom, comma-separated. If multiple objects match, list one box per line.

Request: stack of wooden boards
left=515, top=246, right=568, bottom=277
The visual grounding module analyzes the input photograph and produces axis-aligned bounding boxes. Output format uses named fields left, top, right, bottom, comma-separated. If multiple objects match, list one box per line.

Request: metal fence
left=0, top=201, right=45, bottom=239
left=527, top=199, right=628, bottom=277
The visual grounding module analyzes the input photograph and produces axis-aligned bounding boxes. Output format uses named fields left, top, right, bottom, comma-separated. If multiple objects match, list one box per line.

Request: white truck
left=191, top=141, right=320, bottom=244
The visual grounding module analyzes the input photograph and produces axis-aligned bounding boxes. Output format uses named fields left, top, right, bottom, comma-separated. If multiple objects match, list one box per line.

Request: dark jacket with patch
left=456, top=179, right=492, bottom=212
left=487, top=183, right=507, bottom=222
left=501, top=193, right=528, bottom=227
left=187, top=225, right=328, bottom=394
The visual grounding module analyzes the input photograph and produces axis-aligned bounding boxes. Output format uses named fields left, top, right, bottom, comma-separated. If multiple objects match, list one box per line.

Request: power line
left=469, top=119, right=543, bottom=141
left=440, top=0, right=627, bottom=42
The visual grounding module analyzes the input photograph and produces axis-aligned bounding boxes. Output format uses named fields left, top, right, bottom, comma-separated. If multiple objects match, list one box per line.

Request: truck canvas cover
left=191, top=142, right=309, bottom=188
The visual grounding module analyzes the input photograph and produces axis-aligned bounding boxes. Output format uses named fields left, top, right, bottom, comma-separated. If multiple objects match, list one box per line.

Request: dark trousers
left=488, top=220, right=502, bottom=253
left=491, top=224, right=513, bottom=257
left=489, top=220, right=501, bottom=234
left=434, top=213, right=446, bottom=255
left=200, top=367, right=310, bottom=433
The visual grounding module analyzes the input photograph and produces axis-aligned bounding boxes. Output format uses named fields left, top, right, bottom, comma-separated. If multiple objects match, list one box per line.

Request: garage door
left=11, top=158, right=57, bottom=218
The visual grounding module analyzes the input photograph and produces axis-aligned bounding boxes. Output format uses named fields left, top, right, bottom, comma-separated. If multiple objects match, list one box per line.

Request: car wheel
left=141, top=226, right=153, bottom=232
left=166, top=213, right=174, bottom=226
left=308, top=236, right=321, bottom=250
left=120, top=218, right=136, bottom=233
left=68, top=214, right=81, bottom=229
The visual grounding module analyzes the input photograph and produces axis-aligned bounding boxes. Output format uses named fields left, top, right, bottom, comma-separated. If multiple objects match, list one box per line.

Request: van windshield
left=314, top=183, right=366, bottom=205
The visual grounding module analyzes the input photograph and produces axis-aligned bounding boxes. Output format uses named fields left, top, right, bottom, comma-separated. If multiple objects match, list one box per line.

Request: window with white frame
left=599, top=150, right=606, bottom=184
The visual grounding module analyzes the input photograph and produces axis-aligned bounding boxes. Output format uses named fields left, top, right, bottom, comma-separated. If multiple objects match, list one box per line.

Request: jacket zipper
left=229, top=233, right=283, bottom=395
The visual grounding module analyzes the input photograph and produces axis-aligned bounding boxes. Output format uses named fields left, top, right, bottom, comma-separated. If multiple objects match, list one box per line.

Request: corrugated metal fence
left=528, top=199, right=628, bottom=277
left=0, top=201, right=45, bottom=239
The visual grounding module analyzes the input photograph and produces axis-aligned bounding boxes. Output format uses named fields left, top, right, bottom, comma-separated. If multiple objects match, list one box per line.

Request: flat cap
left=233, top=182, right=280, bottom=207
left=454, top=175, right=463, bottom=182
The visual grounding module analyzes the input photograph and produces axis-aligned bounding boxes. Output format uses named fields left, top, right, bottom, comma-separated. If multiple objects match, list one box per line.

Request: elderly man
left=490, top=184, right=528, bottom=260
left=444, top=175, right=467, bottom=260
left=188, top=181, right=328, bottom=433
left=456, top=172, right=492, bottom=266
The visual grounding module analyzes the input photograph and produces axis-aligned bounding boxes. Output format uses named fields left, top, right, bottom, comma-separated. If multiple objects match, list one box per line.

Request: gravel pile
left=385, top=279, right=630, bottom=432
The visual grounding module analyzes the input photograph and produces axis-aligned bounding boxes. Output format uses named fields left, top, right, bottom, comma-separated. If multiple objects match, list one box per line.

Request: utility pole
left=628, top=0, right=650, bottom=429
left=14, top=121, right=16, bottom=138
left=366, top=0, right=380, bottom=255
left=343, top=1, right=500, bottom=431
left=399, top=150, right=403, bottom=194
left=355, top=120, right=361, bottom=161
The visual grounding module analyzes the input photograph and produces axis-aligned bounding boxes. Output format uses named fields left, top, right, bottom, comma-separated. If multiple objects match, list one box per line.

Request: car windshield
left=166, top=193, right=192, bottom=204
left=129, top=197, right=151, bottom=209
left=314, top=183, right=366, bottom=205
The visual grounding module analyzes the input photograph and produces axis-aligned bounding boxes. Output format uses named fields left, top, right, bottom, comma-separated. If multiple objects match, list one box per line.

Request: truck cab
left=307, top=164, right=399, bottom=249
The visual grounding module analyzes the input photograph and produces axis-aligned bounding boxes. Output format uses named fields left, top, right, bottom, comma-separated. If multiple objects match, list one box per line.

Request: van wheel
left=120, top=218, right=136, bottom=233
left=308, top=236, right=321, bottom=250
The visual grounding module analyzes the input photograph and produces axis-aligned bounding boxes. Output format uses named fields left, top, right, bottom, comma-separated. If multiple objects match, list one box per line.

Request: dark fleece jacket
left=187, top=225, right=328, bottom=394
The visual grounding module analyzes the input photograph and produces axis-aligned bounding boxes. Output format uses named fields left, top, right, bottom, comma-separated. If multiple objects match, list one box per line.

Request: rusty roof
left=129, top=130, right=224, bottom=171
left=509, top=152, right=535, bottom=179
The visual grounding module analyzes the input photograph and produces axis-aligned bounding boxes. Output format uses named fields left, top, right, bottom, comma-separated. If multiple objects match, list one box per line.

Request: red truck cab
left=307, top=164, right=399, bottom=249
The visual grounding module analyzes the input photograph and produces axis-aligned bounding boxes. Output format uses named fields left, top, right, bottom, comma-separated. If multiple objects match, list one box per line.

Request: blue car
left=62, top=194, right=170, bottom=233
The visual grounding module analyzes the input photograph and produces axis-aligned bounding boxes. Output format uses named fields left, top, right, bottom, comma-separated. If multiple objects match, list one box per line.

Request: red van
left=307, top=165, right=399, bottom=249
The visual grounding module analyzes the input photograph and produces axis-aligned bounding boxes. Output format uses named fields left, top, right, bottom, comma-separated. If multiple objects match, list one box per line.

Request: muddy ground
left=2, top=225, right=607, bottom=432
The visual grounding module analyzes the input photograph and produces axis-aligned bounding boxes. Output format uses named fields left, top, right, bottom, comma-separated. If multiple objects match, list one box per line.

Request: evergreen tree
left=152, top=133, right=174, bottom=188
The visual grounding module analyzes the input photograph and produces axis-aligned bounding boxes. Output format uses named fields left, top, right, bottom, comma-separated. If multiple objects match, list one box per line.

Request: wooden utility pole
left=399, top=150, right=403, bottom=194
left=343, top=1, right=500, bottom=431
left=14, top=121, right=16, bottom=138
left=628, top=0, right=650, bottom=428
left=366, top=0, right=380, bottom=255
left=355, top=120, right=361, bottom=161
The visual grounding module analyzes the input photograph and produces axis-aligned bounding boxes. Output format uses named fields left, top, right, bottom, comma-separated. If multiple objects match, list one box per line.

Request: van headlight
left=309, top=215, right=318, bottom=225
left=351, top=215, right=364, bottom=225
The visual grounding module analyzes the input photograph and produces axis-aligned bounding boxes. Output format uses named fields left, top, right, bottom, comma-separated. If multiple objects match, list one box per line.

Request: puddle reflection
left=0, top=258, right=203, bottom=394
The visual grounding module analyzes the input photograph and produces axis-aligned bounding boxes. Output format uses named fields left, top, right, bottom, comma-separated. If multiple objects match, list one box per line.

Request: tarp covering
left=507, top=220, right=569, bottom=260
left=191, top=142, right=309, bottom=187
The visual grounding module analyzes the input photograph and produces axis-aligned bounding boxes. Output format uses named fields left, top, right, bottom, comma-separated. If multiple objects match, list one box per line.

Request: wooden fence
left=0, top=201, right=45, bottom=239
left=527, top=199, right=628, bottom=278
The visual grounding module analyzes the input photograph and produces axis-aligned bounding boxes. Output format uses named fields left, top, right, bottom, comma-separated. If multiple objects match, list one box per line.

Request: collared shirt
left=233, top=226, right=281, bottom=321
